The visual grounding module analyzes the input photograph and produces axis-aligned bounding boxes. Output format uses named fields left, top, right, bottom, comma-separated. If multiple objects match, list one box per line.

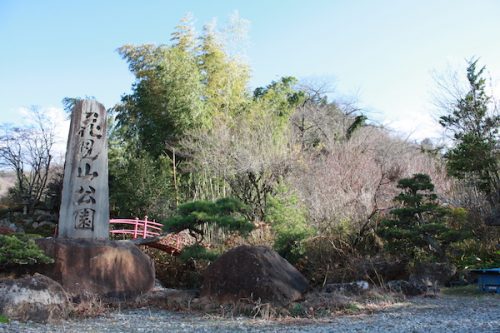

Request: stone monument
left=58, top=99, right=109, bottom=239
left=36, top=99, right=154, bottom=299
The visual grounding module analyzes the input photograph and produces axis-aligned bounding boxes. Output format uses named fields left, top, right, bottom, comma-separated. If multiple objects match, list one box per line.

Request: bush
left=163, top=197, right=254, bottom=243
left=142, top=246, right=213, bottom=289
left=109, top=153, right=174, bottom=219
left=178, top=244, right=219, bottom=262
left=378, top=174, right=469, bottom=264
left=0, top=234, right=53, bottom=268
left=444, top=206, right=500, bottom=269
left=265, top=184, right=314, bottom=263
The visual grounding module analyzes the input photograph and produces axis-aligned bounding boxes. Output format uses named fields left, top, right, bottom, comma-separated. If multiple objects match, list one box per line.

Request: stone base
left=36, top=238, right=155, bottom=299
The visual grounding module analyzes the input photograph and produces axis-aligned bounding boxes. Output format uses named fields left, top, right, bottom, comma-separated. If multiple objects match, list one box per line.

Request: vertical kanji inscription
left=75, top=208, right=95, bottom=229
left=58, top=100, right=109, bottom=239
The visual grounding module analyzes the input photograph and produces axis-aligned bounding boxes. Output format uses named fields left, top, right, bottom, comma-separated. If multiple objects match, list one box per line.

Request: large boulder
left=36, top=238, right=155, bottom=299
left=0, top=273, right=70, bottom=322
left=201, top=245, right=309, bottom=306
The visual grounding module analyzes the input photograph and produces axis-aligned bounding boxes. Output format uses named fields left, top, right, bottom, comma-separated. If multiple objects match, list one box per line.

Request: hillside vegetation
left=0, top=15, right=498, bottom=287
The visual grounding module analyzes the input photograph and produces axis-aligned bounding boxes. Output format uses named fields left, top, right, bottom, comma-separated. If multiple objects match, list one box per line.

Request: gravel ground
left=1, top=295, right=499, bottom=333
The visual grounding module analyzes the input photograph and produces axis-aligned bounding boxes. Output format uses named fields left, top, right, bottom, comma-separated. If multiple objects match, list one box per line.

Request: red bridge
left=109, top=216, right=192, bottom=255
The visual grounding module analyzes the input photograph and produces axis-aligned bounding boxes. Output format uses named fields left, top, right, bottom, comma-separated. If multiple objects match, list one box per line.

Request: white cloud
left=383, top=111, right=445, bottom=143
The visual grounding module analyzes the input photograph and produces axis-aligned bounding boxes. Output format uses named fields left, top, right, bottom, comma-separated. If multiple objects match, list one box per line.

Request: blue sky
left=1, top=0, right=499, bottom=142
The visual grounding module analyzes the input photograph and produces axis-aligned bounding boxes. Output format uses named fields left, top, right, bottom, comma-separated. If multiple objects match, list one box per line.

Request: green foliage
left=170, top=14, right=196, bottom=51
left=109, top=153, right=173, bottom=219
left=114, top=42, right=205, bottom=158
left=450, top=236, right=500, bottom=269
left=265, top=184, right=314, bottom=263
left=111, top=15, right=308, bottom=220
left=113, top=16, right=252, bottom=159
left=445, top=133, right=498, bottom=194
left=163, top=197, right=254, bottom=242
left=346, top=115, right=367, bottom=140
left=378, top=174, right=469, bottom=263
left=0, top=234, right=53, bottom=268
left=178, top=244, right=220, bottom=262
left=289, top=302, right=306, bottom=317
left=198, top=23, right=250, bottom=121
left=253, top=76, right=306, bottom=131
left=441, top=206, right=500, bottom=269
left=439, top=59, right=499, bottom=202
left=0, top=314, right=8, bottom=323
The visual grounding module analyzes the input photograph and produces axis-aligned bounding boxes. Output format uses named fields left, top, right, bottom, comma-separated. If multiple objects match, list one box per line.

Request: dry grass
left=131, top=287, right=405, bottom=321
left=61, top=283, right=405, bottom=322
left=68, top=295, right=111, bottom=319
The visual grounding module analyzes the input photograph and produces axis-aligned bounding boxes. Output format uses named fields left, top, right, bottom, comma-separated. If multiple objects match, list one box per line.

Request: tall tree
left=439, top=59, right=499, bottom=208
left=198, top=21, right=250, bottom=122
left=114, top=39, right=205, bottom=158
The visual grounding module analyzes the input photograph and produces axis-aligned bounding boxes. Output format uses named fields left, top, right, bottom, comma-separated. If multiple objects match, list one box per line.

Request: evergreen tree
left=0, top=234, right=53, bottom=268
left=378, top=174, right=466, bottom=263
left=163, top=197, right=253, bottom=242
left=439, top=59, right=499, bottom=205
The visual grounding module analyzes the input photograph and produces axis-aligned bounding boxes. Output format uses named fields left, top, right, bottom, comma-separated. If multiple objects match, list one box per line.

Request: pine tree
left=378, top=174, right=466, bottom=263
left=439, top=59, right=500, bottom=205
left=163, top=197, right=253, bottom=243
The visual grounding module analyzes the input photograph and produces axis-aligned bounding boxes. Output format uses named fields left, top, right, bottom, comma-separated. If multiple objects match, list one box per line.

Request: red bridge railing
left=109, top=216, right=193, bottom=255
left=109, top=216, right=162, bottom=239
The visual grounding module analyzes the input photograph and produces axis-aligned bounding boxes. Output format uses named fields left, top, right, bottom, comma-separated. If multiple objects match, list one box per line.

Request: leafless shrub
left=291, top=124, right=452, bottom=235
left=0, top=107, right=56, bottom=214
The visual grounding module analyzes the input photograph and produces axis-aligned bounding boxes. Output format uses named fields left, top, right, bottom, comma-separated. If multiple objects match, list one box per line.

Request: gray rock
left=0, top=273, right=70, bottom=323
